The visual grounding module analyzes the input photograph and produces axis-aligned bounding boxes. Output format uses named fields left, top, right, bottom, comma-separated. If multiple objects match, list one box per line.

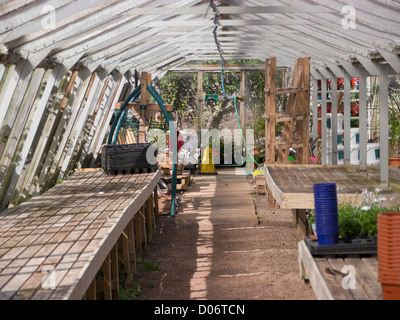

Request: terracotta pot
left=378, top=232, right=400, bottom=237
left=378, top=232, right=400, bottom=238
left=378, top=248, right=400, bottom=259
left=378, top=222, right=400, bottom=227
left=378, top=242, right=400, bottom=249
left=378, top=243, right=400, bottom=249
left=378, top=220, right=400, bottom=225
left=379, top=211, right=400, bottom=219
left=378, top=220, right=400, bottom=226
left=378, top=247, right=400, bottom=257
left=389, top=158, right=400, bottom=166
left=378, top=263, right=400, bottom=272
left=381, top=284, right=400, bottom=299
left=379, top=217, right=400, bottom=221
left=379, top=274, right=400, bottom=282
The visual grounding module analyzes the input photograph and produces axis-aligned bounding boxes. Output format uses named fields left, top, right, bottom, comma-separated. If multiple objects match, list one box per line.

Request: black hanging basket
left=102, top=143, right=158, bottom=175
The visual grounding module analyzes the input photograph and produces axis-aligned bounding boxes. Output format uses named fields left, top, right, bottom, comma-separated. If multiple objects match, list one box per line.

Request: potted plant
left=389, top=87, right=400, bottom=165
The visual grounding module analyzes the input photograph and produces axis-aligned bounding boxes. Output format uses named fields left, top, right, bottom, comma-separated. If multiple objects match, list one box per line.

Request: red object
left=167, top=130, right=185, bottom=152
left=351, top=77, right=359, bottom=90
left=351, top=101, right=359, bottom=116
left=382, top=284, right=400, bottom=300
left=318, top=120, right=321, bottom=138
left=337, top=78, right=344, bottom=90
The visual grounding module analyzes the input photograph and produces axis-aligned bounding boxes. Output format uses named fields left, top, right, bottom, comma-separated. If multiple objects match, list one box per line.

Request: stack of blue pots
left=313, top=183, right=339, bottom=245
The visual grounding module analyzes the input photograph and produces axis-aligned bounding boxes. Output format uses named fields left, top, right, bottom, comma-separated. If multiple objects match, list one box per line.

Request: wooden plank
left=145, top=198, right=153, bottom=242
left=154, top=187, right=159, bottom=223
left=115, top=102, right=173, bottom=112
left=296, top=57, right=310, bottom=164
left=327, top=258, right=369, bottom=300
left=110, top=244, right=119, bottom=300
left=140, top=207, right=148, bottom=255
left=298, top=241, right=334, bottom=300
left=264, top=165, right=283, bottom=207
left=316, top=258, right=352, bottom=300
left=120, top=227, right=131, bottom=284
left=126, top=219, right=137, bottom=274
left=102, top=253, right=112, bottom=300
left=134, top=213, right=143, bottom=260
left=265, top=57, right=276, bottom=164
left=361, top=257, right=379, bottom=281
left=345, top=257, right=382, bottom=300
left=86, top=279, right=96, bottom=300
left=276, top=113, right=304, bottom=123
left=275, top=87, right=299, bottom=95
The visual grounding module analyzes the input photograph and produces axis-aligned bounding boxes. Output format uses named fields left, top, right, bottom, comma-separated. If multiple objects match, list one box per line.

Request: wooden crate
left=176, top=172, right=191, bottom=191
left=158, top=152, right=184, bottom=175
left=158, top=194, right=172, bottom=212
left=255, top=175, right=266, bottom=195
left=161, top=165, right=184, bottom=176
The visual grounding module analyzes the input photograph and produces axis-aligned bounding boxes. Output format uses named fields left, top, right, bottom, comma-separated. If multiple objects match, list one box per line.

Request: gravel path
left=132, top=170, right=316, bottom=300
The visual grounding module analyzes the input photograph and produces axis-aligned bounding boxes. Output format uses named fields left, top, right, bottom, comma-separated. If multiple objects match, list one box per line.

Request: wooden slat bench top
left=264, top=165, right=400, bottom=209
left=0, top=169, right=161, bottom=300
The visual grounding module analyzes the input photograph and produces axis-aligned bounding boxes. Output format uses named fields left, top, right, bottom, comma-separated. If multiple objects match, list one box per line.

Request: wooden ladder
left=265, top=57, right=310, bottom=164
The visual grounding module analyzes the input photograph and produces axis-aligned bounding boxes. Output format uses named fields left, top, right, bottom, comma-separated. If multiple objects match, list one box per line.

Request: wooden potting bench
left=298, top=240, right=382, bottom=300
left=263, top=164, right=400, bottom=300
left=264, top=164, right=400, bottom=236
left=0, top=168, right=161, bottom=300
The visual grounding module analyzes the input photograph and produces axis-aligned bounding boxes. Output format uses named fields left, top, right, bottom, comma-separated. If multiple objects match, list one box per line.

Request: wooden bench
left=0, top=169, right=161, bottom=300
left=264, top=164, right=400, bottom=236
left=298, top=240, right=382, bottom=300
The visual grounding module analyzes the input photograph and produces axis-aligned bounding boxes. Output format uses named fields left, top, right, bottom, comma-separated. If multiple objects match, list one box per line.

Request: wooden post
left=145, top=198, right=153, bottom=242
left=127, top=219, right=137, bottom=273
left=110, top=244, right=119, bottom=300
left=141, top=206, right=148, bottom=254
left=134, top=213, right=143, bottom=260
left=120, top=227, right=131, bottom=284
left=298, top=57, right=310, bottom=164
left=86, top=279, right=97, bottom=300
left=102, top=253, right=112, bottom=300
left=154, top=187, right=159, bottom=223
left=265, top=57, right=276, bottom=164
left=240, top=70, right=246, bottom=143
left=312, top=77, right=319, bottom=148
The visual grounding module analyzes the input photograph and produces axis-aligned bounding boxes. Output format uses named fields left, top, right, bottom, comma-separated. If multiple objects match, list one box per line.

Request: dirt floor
left=130, top=170, right=316, bottom=300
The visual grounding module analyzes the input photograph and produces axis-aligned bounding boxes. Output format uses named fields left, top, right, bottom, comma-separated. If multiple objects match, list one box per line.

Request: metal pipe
left=147, top=84, right=178, bottom=218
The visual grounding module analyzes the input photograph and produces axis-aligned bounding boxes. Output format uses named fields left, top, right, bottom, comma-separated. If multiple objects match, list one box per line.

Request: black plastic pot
left=102, top=143, right=158, bottom=175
